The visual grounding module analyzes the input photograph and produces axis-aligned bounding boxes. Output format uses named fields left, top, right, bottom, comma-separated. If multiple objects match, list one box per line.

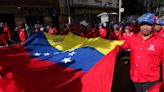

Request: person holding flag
left=121, top=13, right=164, bottom=92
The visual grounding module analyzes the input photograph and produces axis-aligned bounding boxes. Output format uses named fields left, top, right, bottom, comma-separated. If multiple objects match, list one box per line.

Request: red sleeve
left=53, top=27, right=58, bottom=34
left=7, top=29, right=12, bottom=39
left=121, top=39, right=130, bottom=50
left=118, top=32, right=123, bottom=40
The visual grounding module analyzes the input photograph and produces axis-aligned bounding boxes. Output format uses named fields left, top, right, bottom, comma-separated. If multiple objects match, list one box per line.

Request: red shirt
left=48, top=27, right=58, bottom=35
left=110, top=30, right=122, bottom=40
left=19, top=29, right=27, bottom=42
left=80, top=32, right=86, bottom=37
left=99, top=28, right=107, bottom=38
left=2, top=26, right=12, bottom=39
left=121, top=32, right=164, bottom=82
left=154, top=28, right=164, bottom=38
left=86, top=31, right=94, bottom=38
left=0, top=35, right=7, bottom=45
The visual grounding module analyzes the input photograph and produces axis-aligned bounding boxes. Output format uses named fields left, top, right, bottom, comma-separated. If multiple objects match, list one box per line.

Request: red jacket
left=110, top=30, right=122, bottom=40
left=0, top=26, right=12, bottom=45
left=2, top=26, right=12, bottom=39
left=121, top=32, right=164, bottom=82
left=0, top=35, right=7, bottom=45
left=98, top=28, right=107, bottom=38
left=19, top=29, right=27, bottom=42
left=154, top=28, right=164, bottom=38
left=48, top=27, right=58, bottom=35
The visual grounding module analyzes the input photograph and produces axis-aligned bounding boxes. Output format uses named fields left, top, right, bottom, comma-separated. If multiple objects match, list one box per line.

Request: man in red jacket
left=0, top=25, right=12, bottom=47
left=121, top=13, right=164, bottom=92
left=154, top=18, right=164, bottom=38
left=98, top=25, right=107, bottom=39
left=19, top=27, right=27, bottom=44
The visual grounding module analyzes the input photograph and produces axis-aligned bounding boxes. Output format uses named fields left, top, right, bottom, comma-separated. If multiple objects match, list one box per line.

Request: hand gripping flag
left=0, top=32, right=124, bottom=92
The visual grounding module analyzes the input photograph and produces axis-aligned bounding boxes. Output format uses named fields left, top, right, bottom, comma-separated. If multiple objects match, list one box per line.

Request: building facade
left=0, top=0, right=119, bottom=29
left=0, top=0, right=59, bottom=29
left=59, top=0, right=119, bottom=24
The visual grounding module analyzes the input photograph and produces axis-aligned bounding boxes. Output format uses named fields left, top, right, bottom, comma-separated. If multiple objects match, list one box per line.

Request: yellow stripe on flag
left=44, top=32, right=124, bottom=55
left=55, top=32, right=88, bottom=51
left=44, top=32, right=66, bottom=47
left=84, top=37, right=124, bottom=55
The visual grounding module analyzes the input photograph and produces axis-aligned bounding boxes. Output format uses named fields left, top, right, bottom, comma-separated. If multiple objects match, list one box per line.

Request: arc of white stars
left=44, top=52, right=50, bottom=56
left=61, top=57, right=72, bottom=64
left=54, top=52, right=60, bottom=54
left=68, top=50, right=74, bottom=52
left=33, top=52, right=41, bottom=56
left=68, top=51, right=76, bottom=56
left=62, top=51, right=67, bottom=53
left=55, top=40, right=62, bottom=44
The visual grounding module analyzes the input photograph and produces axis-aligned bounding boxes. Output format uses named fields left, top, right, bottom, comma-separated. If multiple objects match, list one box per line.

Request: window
left=78, top=0, right=88, bottom=2
left=95, top=0, right=102, bottom=3
left=104, top=2, right=112, bottom=7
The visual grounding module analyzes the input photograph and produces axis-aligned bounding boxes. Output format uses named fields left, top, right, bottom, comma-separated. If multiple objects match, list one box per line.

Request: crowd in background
left=0, top=15, right=163, bottom=47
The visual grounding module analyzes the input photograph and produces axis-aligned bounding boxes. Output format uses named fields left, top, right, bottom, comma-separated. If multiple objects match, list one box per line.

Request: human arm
left=120, top=39, right=130, bottom=50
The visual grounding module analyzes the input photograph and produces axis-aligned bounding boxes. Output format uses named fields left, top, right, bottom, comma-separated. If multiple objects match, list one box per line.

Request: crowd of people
left=0, top=22, right=59, bottom=47
left=0, top=14, right=163, bottom=48
left=0, top=20, right=136, bottom=46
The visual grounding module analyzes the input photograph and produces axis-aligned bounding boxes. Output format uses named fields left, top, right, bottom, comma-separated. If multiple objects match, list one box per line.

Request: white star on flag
left=61, top=57, right=72, bottom=64
left=62, top=51, right=67, bottom=53
left=54, top=52, right=60, bottom=54
left=68, top=50, right=74, bottom=52
left=55, top=40, right=62, bottom=44
left=33, top=52, right=41, bottom=56
left=44, top=53, right=50, bottom=56
left=68, top=51, right=76, bottom=56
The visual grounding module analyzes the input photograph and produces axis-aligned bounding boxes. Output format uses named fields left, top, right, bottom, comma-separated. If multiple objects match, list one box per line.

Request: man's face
left=140, top=23, right=154, bottom=36
left=125, top=29, right=130, bottom=33
left=154, top=25, right=162, bottom=32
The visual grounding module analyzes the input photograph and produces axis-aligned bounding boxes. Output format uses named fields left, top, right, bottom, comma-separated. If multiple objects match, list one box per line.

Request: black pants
left=134, top=81, right=157, bottom=92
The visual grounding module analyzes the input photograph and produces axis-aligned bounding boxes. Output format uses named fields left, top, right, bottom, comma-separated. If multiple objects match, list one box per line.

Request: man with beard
left=121, top=13, right=164, bottom=92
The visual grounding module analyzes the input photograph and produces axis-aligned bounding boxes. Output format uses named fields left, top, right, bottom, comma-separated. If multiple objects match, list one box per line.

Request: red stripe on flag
left=82, top=46, right=119, bottom=92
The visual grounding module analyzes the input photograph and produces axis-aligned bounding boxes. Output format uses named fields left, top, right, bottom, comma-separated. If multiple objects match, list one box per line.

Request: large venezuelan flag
left=0, top=32, right=123, bottom=92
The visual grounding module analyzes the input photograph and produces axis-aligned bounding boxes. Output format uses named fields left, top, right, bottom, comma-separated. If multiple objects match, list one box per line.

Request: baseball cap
left=156, top=17, right=162, bottom=25
left=138, top=13, right=155, bottom=25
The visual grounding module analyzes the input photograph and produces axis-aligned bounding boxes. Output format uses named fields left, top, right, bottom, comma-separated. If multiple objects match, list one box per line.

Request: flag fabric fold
left=0, top=32, right=123, bottom=92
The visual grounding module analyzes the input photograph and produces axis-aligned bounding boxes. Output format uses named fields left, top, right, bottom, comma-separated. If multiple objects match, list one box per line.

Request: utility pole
left=67, top=0, right=71, bottom=25
left=156, top=0, right=160, bottom=15
left=119, top=0, right=124, bottom=22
